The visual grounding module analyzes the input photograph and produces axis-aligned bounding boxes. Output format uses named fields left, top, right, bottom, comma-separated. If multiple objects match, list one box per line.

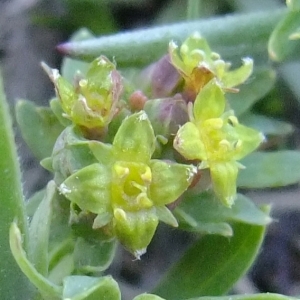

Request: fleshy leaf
left=177, top=191, right=271, bottom=227
left=240, top=113, right=294, bottom=136
left=73, top=237, right=117, bottom=273
left=153, top=217, right=268, bottom=299
left=59, top=163, right=111, bottom=214
left=113, top=111, right=156, bottom=163
left=134, top=294, right=166, bottom=300
left=269, top=11, right=300, bottom=61
left=238, top=150, right=300, bottom=188
left=28, top=181, right=56, bottom=276
left=16, top=100, right=64, bottom=160
left=149, top=159, right=196, bottom=205
left=63, top=275, right=121, bottom=300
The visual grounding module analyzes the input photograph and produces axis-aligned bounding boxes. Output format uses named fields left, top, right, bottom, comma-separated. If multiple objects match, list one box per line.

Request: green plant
left=1, top=1, right=300, bottom=299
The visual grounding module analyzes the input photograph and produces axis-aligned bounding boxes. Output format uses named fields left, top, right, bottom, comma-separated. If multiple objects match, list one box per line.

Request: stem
left=57, top=8, right=289, bottom=67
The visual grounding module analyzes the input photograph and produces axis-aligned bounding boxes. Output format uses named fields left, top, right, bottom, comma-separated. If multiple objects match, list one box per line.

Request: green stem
left=57, top=8, right=288, bottom=67
left=0, top=71, right=33, bottom=299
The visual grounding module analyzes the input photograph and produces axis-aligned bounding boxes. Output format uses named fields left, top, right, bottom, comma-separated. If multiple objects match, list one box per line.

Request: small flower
left=42, top=56, right=123, bottom=130
left=59, top=111, right=196, bottom=258
left=169, top=33, right=253, bottom=100
left=173, top=79, right=264, bottom=206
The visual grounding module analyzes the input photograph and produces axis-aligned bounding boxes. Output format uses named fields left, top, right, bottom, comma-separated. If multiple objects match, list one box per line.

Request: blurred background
left=1, top=0, right=300, bottom=298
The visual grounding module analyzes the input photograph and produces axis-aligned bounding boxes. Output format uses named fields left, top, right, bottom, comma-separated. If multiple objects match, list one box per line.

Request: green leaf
left=73, top=237, right=117, bottom=273
left=189, top=294, right=300, bottom=300
left=238, top=151, right=300, bottom=188
left=26, top=188, right=46, bottom=218
left=9, top=222, right=62, bottom=300
left=0, top=71, right=34, bottom=299
left=153, top=219, right=268, bottom=299
left=287, top=0, right=300, bottom=11
left=240, top=113, right=294, bottom=136
left=176, top=191, right=271, bottom=229
left=63, top=275, right=121, bottom=300
left=61, top=28, right=93, bottom=82
left=28, top=181, right=56, bottom=276
left=113, top=111, right=155, bottom=163
left=16, top=99, right=64, bottom=160
left=59, top=163, right=111, bottom=214
left=268, top=11, right=300, bottom=61
left=134, top=294, right=166, bottom=300
left=227, top=68, right=276, bottom=116
left=57, top=9, right=288, bottom=67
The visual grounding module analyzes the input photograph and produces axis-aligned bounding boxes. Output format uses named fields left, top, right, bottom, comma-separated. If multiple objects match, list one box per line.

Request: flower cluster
left=44, top=33, right=263, bottom=257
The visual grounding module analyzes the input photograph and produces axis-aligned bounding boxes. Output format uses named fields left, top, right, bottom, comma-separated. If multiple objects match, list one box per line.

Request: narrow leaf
left=240, top=113, right=294, bottom=136
left=63, top=275, right=121, bottom=300
left=28, top=181, right=56, bottom=276
left=16, top=100, right=64, bottom=160
left=0, top=71, right=33, bottom=299
left=268, top=11, right=300, bottom=61
left=189, top=293, right=299, bottom=300
left=153, top=220, right=267, bottom=299
left=57, top=9, right=287, bottom=67
left=9, top=222, right=62, bottom=300
left=238, top=151, right=300, bottom=188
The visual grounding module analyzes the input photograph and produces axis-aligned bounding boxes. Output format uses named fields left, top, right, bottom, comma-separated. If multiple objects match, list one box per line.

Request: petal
left=59, top=163, right=111, bottom=214
left=149, top=159, right=197, bottom=205
left=222, top=57, right=253, bottom=88
left=173, top=122, right=207, bottom=161
left=193, top=79, right=225, bottom=121
left=232, top=123, right=264, bottom=160
left=210, top=161, right=239, bottom=207
left=113, top=111, right=155, bottom=163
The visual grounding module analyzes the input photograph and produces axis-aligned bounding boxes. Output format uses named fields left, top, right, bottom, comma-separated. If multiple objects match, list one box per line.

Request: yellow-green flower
left=173, top=79, right=264, bottom=206
left=42, top=56, right=122, bottom=129
left=169, top=33, right=253, bottom=99
left=59, top=111, right=196, bottom=258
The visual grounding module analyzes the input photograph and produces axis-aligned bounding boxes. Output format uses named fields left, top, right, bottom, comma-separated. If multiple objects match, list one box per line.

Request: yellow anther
left=114, top=164, right=129, bottom=179
left=114, top=208, right=127, bottom=221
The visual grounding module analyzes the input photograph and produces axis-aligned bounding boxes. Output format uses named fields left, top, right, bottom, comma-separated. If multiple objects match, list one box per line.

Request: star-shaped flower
left=59, top=111, right=196, bottom=258
left=173, top=79, right=264, bottom=206
left=42, top=56, right=122, bottom=130
left=169, top=33, right=253, bottom=99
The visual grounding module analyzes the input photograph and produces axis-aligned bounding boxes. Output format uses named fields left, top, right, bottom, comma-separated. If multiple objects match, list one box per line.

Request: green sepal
left=89, top=140, right=114, bottom=167
left=15, top=99, right=64, bottom=160
left=149, top=159, right=196, bottom=205
left=156, top=206, right=178, bottom=227
left=210, top=161, right=239, bottom=207
left=59, top=163, right=111, bottom=214
left=174, top=122, right=206, bottom=161
left=113, top=111, right=156, bottom=163
left=221, top=57, right=253, bottom=88
left=73, top=237, right=117, bottom=273
left=50, top=97, right=72, bottom=127
left=113, top=208, right=159, bottom=259
left=62, top=275, right=121, bottom=300
left=193, top=79, right=225, bottom=121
